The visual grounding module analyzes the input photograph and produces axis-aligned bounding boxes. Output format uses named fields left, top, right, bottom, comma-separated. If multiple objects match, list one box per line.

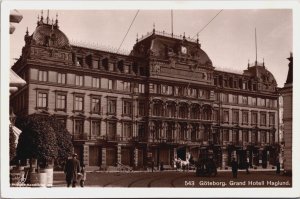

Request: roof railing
left=136, top=29, right=198, bottom=43
left=69, top=39, right=130, bottom=55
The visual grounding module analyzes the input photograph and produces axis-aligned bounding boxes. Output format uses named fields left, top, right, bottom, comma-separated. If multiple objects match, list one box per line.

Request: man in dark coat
left=64, top=153, right=81, bottom=187
left=231, top=158, right=238, bottom=178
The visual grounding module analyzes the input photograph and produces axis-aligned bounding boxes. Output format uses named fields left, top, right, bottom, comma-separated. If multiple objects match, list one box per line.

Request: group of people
left=64, top=153, right=86, bottom=187
left=231, top=158, right=281, bottom=178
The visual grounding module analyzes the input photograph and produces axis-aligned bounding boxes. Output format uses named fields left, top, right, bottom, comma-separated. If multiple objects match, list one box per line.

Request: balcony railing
left=73, top=134, right=89, bottom=140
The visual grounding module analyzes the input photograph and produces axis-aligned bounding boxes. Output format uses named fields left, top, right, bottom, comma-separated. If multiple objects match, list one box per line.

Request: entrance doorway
left=177, top=147, right=186, bottom=160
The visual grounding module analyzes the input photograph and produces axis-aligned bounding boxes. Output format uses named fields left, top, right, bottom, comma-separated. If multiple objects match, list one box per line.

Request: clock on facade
left=181, top=46, right=187, bottom=54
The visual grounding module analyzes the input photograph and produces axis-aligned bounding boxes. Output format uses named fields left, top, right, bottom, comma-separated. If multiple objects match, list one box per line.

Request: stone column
left=83, top=144, right=89, bottom=166
left=102, top=147, right=107, bottom=167
left=134, top=148, right=138, bottom=168
left=117, top=144, right=122, bottom=164
left=222, top=149, right=228, bottom=169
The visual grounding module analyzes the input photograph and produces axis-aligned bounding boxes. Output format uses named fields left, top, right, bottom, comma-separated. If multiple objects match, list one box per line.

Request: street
left=53, top=170, right=292, bottom=188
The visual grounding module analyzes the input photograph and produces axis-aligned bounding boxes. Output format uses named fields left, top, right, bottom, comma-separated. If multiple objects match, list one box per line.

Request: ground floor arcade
left=73, top=141, right=280, bottom=170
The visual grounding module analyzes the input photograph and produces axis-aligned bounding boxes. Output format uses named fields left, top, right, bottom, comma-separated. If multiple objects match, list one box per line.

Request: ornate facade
left=10, top=15, right=280, bottom=170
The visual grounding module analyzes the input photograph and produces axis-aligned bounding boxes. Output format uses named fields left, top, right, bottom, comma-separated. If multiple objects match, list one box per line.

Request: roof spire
left=46, top=9, right=50, bottom=24
left=136, top=33, right=138, bottom=43
left=51, top=19, right=54, bottom=30
left=55, top=13, right=58, bottom=25
left=255, top=28, right=258, bottom=66
left=248, top=59, right=250, bottom=69
left=153, top=22, right=155, bottom=33
left=263, top=58, right=265, bottom=67
left=25, top=27, right=29, bottom=36
left=40, top=10, right=44, bottom=22
left=196, top=33, right=199, bottom=44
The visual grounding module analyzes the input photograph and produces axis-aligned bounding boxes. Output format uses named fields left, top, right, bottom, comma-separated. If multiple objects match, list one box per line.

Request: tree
left=15, top=114, right=73, bottom=168
left=9, top=126, right=16, bottom=163
left=46, top=116, right=73, bottom=167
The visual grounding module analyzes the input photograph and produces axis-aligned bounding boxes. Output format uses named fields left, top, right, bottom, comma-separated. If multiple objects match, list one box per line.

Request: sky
left=10, top=9, right=292, bottom=87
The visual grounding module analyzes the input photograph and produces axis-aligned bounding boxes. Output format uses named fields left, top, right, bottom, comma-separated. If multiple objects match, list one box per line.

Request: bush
left=15, top=114, right=73, bottom=168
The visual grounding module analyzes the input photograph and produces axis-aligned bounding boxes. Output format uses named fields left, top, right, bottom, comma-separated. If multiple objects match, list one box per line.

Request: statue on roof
left=286, top=52, right=293, bottom=84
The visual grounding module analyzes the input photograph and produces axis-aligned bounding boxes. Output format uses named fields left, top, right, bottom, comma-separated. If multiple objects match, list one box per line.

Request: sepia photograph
left=1, top=1, right=300, bottom=198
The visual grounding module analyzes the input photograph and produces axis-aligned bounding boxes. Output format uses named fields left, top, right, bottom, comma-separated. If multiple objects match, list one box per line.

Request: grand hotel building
left=10, top=15, right=280, bottom=170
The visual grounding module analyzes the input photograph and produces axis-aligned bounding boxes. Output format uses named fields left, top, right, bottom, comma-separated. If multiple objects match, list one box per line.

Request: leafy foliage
left=9, top=126, right=16, bottom=163
left=15, top=114, right=73, bottom=168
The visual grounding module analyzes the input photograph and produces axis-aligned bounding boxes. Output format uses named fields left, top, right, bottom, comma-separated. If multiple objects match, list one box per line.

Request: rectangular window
left=75, top=75, right=83, bottom=86
left=261, top=131, right=267, bottom=143
left=138, top=84, right=145, bottom=93
left=38, top=70, right=48, bottom=82
left=260, top=98, right=266, bottom=107
left=107, top=121, right=116, bottom=140
left=138, top=102, right=145, bottom=116
left=123, top=123, right=132, bottom=138
left=232, top=110, right=239, bottom=124
left=242, top=111, right=248, bottom=125
left=107, top=98, right=117, bottom=115
left=137, top=123, right=145, bottom=139
left=101, top=78, right=108, bottom=89
left=37, top=92, right=48, bottom=108
left=251, top=131, right=257, bottom=143
left=124, top=81, right=131, bottom=92
left=232, top=95, right=238, bottom=104
left=108, top=79, right=114, bottom=90
left=242, top=96, right=248, bottom=105
left=223, top=130, right=229, bottom=142
left=260, top=112, right=267, bottom=126
left=252, top=97, right=257, bottom=106
left=223, top=110, right=229, bottom=123
left=167, top=86, right=173, bottom=95
left=251, top=112, right=258, bottom=125
left=152, top=84, right=158, bottom=94
left=92, top=77, right=100, bottom=88
left=56, top=94, right=66, bottom=111
left=214, top=92, right=219, bottom=101
left=232, top=130, right=239, bottom=144
left=123, top=101, right=132, bottom=116
left=91, top=120, right=100, bottom=136
left=74, top=96, right=84, bottom=111
left=57, top=73, right=66, bottom=84
left=222, top=93, right=229, bottom=103
left=242, top=130, right=249, bottom=142
left=92, top=60, right=99, bottom=69
left=269, top=113, right=275, bottom=126
left=91, top=98, right=101, bottom=114
left=189, top=88, right=197, bottom=98
left=243, top=82, right=247, bottom=90
left=213, top=110, right=219, bottom=122
left=233, top=80, right=238, bottom=88
left=75, top=120, right=84, bottom=135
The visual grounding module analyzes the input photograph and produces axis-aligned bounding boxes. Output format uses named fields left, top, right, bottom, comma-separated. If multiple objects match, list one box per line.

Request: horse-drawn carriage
left=195, top=158, right=217, bottom=177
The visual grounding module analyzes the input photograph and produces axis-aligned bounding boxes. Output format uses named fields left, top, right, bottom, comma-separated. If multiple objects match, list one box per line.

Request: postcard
left=1, top=1, right=300, bottom=198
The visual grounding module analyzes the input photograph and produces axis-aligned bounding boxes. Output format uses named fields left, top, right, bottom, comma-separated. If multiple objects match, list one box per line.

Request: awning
left=10, top=69, right=26, bottom=88
left=10, top=10, right=23, bottom=23
left=10, top=125, right=22, bottom=145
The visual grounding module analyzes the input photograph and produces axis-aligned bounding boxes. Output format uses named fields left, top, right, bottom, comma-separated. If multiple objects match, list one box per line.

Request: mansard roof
left=131, top=30, right=212, bottom=67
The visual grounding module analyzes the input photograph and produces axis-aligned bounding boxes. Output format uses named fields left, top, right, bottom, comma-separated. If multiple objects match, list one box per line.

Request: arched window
left=153, top=101, right=163, bottom=116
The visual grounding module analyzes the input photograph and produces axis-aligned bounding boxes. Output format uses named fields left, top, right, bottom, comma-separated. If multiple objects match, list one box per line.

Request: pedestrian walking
left=151, top=160, right=154, bottom=172
left=231, top=158, right=238, bottom=178
left=276, top=159, right=281, bottom=175
left=160, top=161, right=164, bottom=171
left=64, top=153, right=81, bottom=187
left=79, top=164, right=86, bottom=187
left=245, top=158, right=250, bottom=174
